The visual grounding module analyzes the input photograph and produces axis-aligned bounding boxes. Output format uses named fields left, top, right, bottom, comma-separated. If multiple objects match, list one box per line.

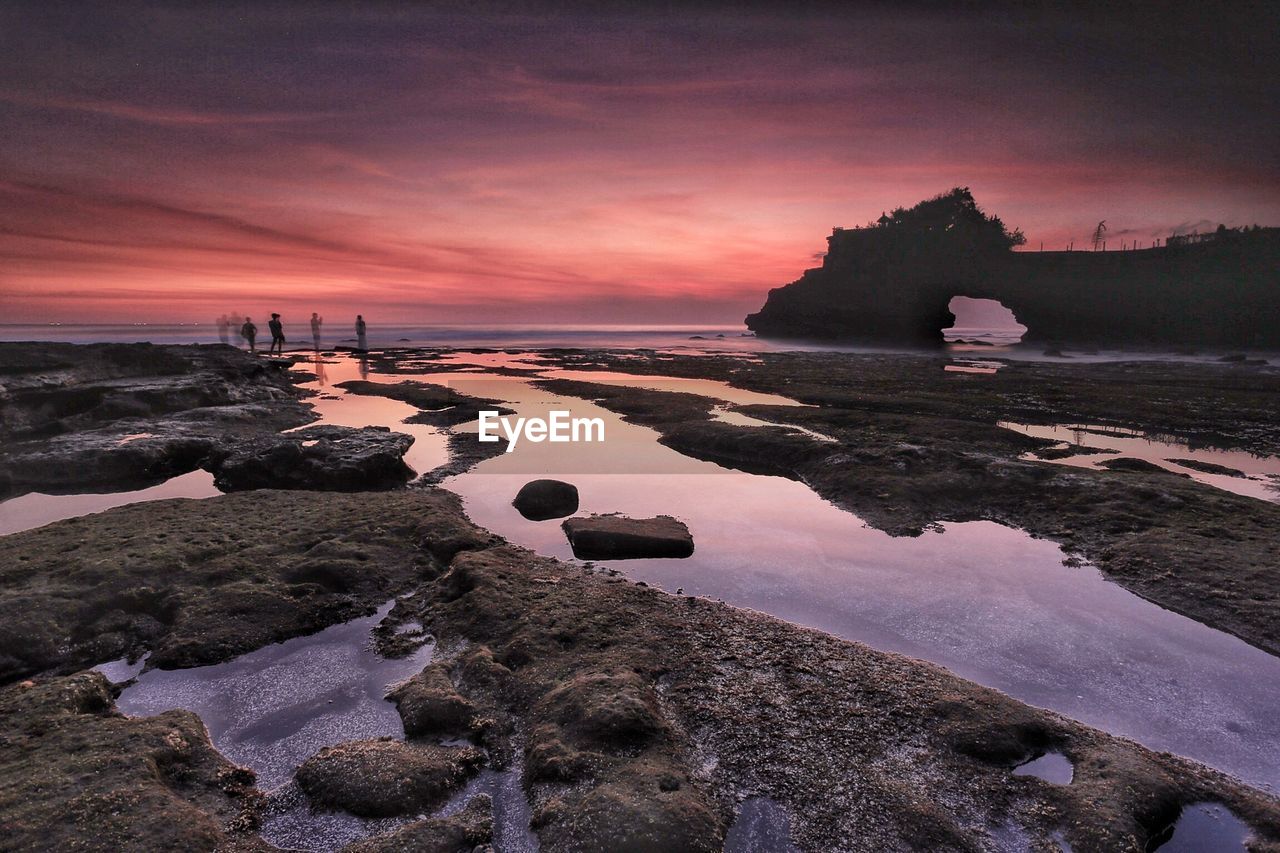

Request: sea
left=0, top=322, right=1268, bottom=364
left=0, top=323, right=772, bottom=352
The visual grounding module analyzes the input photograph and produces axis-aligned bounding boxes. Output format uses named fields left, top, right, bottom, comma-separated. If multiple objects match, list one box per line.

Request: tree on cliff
left=872, top=187, right=1025, bottom=253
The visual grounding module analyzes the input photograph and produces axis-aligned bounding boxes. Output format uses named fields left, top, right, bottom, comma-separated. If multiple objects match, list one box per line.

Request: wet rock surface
left=387, top=663, right=479, bottom=738
left=512, top=478, right=580, bottom=521
left=295, top=738, right=482, bottom=818
left=0, top=671, right=261, bottom=850
left=0, top=343, right=311, bottom=498
left=0, top=489, right=485, bottom=682
left=1167, top=457, right=1249, bottom=478
left=1, top=488, right=1278, bottom=850
left=208, top=425, right=415, bottom=491
left=412, top=533, right=1280, bottom=851
left=562, top=513, right=695, bottom=559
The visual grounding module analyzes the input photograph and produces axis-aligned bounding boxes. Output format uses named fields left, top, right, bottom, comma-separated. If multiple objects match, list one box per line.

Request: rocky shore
left=4, top=487, right=1279, bottom=850
left=2, top=343, right=1279, bottom=851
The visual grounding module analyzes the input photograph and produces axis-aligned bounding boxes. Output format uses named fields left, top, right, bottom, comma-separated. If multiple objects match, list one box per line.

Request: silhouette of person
left=310, top=312, right=323, bottom=350
left=216, top=314, right=230, bottom=345
left=355, top=314, right=368, bottom=351
left=241, top=317, right=258, bottom=353
left=268, top=313, right=285, bottom=356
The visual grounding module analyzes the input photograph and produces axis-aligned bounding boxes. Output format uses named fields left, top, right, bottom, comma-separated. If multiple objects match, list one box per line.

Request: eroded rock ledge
left=0, top=342, right=312, bottom=498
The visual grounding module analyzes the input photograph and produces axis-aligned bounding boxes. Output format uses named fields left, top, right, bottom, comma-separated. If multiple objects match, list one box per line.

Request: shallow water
left=999, top=421, right=1280, bottom=502
left=0, top=469, right=220, bottom=536
left=117, top=601, right=432, bottom=790
left=1148, top=802, right=1251, bottom=851
left=1012, top=752, right=1074, bottom=785
left=539, top=368, right=808, bottom=408
left=93, top=652, right=150, bottom=684
left=724, top=797, right=799, bottom=853
left=437, top=764, right=540, bottom=852
left=290, top=353, right=451, bottom=478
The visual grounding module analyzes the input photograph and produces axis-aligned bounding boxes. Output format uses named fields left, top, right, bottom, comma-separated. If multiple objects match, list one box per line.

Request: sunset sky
left=2, top=3, right=1277, bottom=324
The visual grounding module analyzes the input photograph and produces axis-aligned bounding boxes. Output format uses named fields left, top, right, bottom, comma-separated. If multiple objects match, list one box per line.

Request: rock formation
left=513, top=478, right=580, bottom=520
left=207, top=425, right=415, bottom=491
left=562, top=514, right=695, bottom=559
left=746, top=189, right=1280, bottom=347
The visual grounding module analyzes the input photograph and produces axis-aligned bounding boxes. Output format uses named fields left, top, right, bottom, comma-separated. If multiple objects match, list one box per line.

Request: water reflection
left=1012, top=752, right=1074, bottom=785
left=1148, top=802, right=1251, bottom=852
left=724, top=797, right=798, bottom=853
left=289, top=357, right=450, bottom=478
left=1000, top=421, right=1280, bottom=502
left=0, top=469, right=220, bottom=536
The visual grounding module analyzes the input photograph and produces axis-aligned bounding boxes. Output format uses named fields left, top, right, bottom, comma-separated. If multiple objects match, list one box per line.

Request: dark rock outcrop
left=1098, top=457, right=1190, bottom=476
left=513, top=478, right=580, bottom=520
left=562, top=514, right=694, bottom=560
left=0, top=432, right=219, bottom=498
left=0, top=672, right=261, bottom=850
left=746, top=190, right=1280, bottom=347
left=0, top=343, right=310, bottom=498
left=208, top=425, right=415, bottom=491
left=0, top=489, right=457, bottom=682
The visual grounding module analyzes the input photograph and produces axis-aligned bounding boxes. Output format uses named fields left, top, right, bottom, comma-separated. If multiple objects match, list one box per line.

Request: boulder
left=387, top=664, right=477, bottom=737
left=513, top=479, right=580, bottom=520
left=208, top=425, right=414, bottom=491
left=561, top=515, right=694, bottom=560
left=295, top=738, right=481, bottom=817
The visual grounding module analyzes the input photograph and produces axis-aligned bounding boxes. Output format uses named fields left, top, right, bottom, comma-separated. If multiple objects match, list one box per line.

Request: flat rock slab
left=513, top=479, right=580, bottom=520
left=209, top=425, right=415, bottom=491
left=562, top=514, right=694, bottom=560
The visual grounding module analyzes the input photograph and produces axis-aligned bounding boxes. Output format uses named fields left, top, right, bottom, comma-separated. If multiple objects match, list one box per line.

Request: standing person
left=268, top=313, right=286, bottom=356
left=216, top=314, right=230, bottom=345
left=310, top=312, right=323, bottom=350
left=355, top=314, right=368, bottom=351
left=240, top=317, right=258, bottom=353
